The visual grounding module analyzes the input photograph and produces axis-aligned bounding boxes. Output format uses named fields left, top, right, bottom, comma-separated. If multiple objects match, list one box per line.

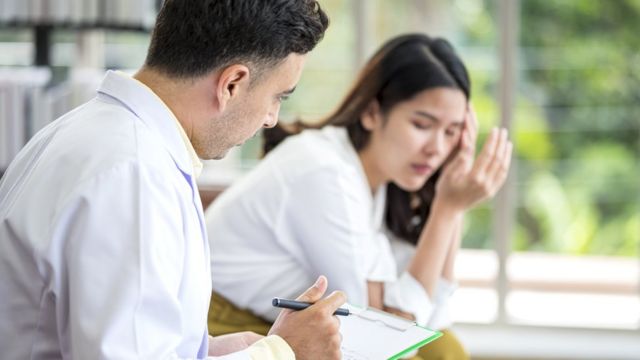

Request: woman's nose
left=423, top=131, right=446, bottom=156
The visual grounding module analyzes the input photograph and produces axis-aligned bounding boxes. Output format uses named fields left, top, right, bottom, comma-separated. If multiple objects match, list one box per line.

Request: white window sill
left=452, top=323, right=640, bottom=360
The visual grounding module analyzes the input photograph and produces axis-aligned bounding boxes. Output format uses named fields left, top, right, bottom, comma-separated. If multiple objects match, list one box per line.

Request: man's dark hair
left=145, top=0, right=329, bottom=79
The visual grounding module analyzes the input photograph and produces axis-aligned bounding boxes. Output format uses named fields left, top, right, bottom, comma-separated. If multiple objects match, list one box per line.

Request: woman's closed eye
left=411, top=120, right=432, bottom=130
left=445, top=126, right=462, bottom=138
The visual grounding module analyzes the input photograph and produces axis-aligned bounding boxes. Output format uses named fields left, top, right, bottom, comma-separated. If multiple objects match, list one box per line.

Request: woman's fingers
left=459, top=130, right=475, bottom=173
left=488, top=139, right=513, bottom=189
left=457, top=123, right=473, bottom=158
left=471, top=127, right=500, bottom=178
left=440, top=123, right=514, bottom=209
left=441, top=149, right=468, bottom=179
left=485, top=128, right=508, bottom=176
left=452, top=104, right=479, bottom=174
left=448, top=103, right=479, bottom=171
left=482, top=129, right=513, bottom=196
left=466, top=103, right=479, bottom=146
left=460, top=105, right=477, bottom=154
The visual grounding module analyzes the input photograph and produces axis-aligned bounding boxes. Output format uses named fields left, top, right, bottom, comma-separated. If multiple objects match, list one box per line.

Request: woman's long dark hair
left=263, top=33, right=470, bottom=245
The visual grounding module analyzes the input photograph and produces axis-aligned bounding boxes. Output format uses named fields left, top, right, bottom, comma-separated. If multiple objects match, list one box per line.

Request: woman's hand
left=435, top=105, right=513, bottom=212
left=444, top=103, right=479, bottom=168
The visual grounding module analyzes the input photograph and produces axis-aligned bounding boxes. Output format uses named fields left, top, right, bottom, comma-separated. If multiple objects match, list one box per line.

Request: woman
left=206, top=33, right=512, bottom=359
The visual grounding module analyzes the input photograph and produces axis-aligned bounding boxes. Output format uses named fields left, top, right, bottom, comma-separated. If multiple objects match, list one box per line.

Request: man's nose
left=264, top=106, right=280, bottom=128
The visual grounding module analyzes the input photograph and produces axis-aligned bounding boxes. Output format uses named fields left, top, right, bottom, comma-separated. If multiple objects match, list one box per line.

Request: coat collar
left=97, top=70, right=195, bottom=178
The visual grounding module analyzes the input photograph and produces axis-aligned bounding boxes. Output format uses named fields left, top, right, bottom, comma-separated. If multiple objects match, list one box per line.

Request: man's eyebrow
left=414, top=110, right=465, bottom=126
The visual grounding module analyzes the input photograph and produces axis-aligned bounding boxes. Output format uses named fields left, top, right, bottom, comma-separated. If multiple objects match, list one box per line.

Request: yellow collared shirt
left=248, top=335, right=295, bottom=360
left=130, top=74, right=203, bottom=179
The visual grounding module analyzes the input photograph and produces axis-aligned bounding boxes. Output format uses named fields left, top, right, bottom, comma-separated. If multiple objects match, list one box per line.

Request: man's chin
left=200, top=141, right=245, bottom=160
left=201, top=149, right=229, bottom=160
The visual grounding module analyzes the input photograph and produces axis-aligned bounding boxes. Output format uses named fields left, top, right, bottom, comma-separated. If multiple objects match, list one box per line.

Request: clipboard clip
left=346, top=304, right=415, bottom=331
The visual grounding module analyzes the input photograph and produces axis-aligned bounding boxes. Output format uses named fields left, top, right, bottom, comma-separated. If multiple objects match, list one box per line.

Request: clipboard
left=339, top=303, right=442, bottom=360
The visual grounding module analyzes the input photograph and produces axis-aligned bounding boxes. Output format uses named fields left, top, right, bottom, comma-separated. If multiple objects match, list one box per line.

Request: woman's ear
left=360, top=100, right=382, bottom=131
left=215, top=64, right=250, bottom=113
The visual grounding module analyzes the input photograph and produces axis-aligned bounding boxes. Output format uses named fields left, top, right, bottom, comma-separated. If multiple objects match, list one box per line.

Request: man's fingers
left=314, top=290, right=347, bottom=316
left=296, top=276, right=328, bottom=303
left=294, top=277, right=346, bottom=317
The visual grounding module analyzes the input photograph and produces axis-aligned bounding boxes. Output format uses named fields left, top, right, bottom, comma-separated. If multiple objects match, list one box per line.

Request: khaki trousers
left=208, top=292, right=469, bottom=360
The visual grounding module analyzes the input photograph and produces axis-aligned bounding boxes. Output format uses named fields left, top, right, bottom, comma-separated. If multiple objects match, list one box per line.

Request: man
left=0, top=1, right=345, bottom=359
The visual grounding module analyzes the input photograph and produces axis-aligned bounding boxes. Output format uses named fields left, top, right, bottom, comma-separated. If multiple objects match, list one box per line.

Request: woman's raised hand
left=436, top=106, right=513, bottom=212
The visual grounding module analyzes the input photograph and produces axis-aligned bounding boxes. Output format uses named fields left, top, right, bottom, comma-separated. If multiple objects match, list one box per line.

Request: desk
left=198, top=184, right=226, bottom=210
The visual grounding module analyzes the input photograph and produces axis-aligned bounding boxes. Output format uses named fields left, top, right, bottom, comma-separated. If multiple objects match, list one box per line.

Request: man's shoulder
left=22, top=99, right=177, bottom=192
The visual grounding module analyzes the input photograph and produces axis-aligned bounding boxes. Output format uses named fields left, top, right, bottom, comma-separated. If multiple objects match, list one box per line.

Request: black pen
left=272, top=298, right=351, bottom=316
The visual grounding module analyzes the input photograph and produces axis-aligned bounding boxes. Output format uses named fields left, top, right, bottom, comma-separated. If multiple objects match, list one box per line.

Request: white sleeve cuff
left=383, top=271, right=434, bottom=326
left=433, top=277, right=457, bottom=304
left=427, top=298, right=453, bottom=330
left=426, top=278, right=457, bottom=329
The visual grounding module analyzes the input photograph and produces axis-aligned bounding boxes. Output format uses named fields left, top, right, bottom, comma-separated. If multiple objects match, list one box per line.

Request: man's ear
left=215, top=64, right=250, bottom=113
left=360, top=100, right=382, bottom=131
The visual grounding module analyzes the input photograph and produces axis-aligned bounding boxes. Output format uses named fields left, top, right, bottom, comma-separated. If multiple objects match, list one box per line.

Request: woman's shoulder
left=268, top=126, right=359, bottom=175
left=211, top=126, right=367, bottom=207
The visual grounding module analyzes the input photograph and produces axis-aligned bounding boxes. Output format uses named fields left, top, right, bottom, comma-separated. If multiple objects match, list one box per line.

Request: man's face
left=195, top=54, right=307, bottom=160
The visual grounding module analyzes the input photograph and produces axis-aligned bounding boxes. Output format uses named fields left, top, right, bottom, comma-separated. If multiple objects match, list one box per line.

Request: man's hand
left=268, top=276, right=346, bottom=360
left=207, top=331, right=264, bottom=356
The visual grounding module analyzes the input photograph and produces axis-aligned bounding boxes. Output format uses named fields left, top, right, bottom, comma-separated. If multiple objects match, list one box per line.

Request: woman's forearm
left=407, top=199, right=463, bottom=297
left=441, top=216, right=463, bottom=281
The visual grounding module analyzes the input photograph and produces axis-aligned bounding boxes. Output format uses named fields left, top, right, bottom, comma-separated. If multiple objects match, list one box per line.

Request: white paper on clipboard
left=339, top=303, right=442, bottom=360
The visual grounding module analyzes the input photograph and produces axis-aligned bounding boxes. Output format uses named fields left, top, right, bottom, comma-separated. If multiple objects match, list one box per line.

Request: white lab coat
left=0, top=71, right=251, bottom=359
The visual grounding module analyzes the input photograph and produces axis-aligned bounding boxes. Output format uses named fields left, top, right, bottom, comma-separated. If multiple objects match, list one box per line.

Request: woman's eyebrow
left=414, top=110, right=465, bottom=126
left=414, top=110, right=440, bottom=123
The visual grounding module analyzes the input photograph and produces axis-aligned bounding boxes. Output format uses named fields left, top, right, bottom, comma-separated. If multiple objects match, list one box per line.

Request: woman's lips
left=411, top=164, right=433, bottom=175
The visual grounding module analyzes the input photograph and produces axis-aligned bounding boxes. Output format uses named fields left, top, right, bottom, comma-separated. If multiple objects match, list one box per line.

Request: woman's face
left=362, top=87, right=467, bottom=191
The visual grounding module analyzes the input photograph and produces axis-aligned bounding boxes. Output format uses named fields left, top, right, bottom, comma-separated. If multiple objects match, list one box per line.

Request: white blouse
left=206, top=126, right=454, bottom=328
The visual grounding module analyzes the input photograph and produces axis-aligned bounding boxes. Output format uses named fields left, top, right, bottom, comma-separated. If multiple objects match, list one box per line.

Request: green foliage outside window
left=512, top=0, right=640, bottom=257
left=244, top=0, right=640, bottom=257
